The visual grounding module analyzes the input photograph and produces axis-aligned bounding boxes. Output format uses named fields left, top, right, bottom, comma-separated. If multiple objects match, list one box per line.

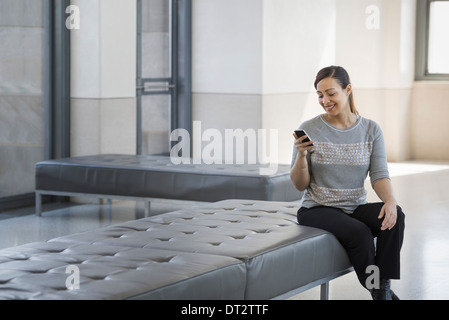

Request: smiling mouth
left=324, top=104, right=336, bottom=112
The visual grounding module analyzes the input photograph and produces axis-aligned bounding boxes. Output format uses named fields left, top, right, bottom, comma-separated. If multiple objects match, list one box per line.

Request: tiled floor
left=1, top=161, right=449, bottom=300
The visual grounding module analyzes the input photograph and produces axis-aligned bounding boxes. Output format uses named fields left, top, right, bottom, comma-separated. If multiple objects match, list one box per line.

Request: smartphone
left=294, top=129, right=314, bottom=146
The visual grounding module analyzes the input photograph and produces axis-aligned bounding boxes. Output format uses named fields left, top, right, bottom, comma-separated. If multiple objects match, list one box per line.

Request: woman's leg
left=297, top=206, right=376, bottom=288
left=351, top=203, right=405, bottom=299
left=352, top=203, right=405, bottom=280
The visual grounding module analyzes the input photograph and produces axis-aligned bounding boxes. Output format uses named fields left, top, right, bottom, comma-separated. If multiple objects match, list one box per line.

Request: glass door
left=136, top=0, right=191, bottom=155
left=137, top=0, right=174, bottom=155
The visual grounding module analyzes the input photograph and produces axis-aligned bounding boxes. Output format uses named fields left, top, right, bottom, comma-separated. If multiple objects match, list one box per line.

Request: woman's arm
left=290, top=133, right=314, bottom=191
left=290, top=153, right=310, bottom=191
left=373, top=178, right=398, bottom=230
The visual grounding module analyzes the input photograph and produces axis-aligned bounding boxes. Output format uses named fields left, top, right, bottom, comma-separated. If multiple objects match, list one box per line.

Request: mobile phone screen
left=295, top=130, right=313, bottom=145
left=295, top=130, right=310, bottom=142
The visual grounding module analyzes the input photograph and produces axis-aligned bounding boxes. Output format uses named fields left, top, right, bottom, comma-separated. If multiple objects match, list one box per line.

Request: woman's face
left=316, top=77, right=352, bottom=116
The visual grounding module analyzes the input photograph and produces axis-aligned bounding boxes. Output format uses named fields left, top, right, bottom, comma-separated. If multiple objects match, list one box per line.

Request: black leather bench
left=0, top=200, right=352, bottom=300
left=35, top=154, right=301, bottom=217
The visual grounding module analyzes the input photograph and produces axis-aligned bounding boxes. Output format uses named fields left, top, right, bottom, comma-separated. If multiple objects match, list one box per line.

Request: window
left=0, top=0, right=70, bottom=211
left=427, top=1, right=449, bottom=74
left=0, top=0, right=46, bottom=209
left=416, top=0, right=449, bottom=80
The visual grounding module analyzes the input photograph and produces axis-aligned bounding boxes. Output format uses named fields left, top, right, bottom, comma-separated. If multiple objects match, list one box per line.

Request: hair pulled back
left=314, top=66, right=359, bottom=115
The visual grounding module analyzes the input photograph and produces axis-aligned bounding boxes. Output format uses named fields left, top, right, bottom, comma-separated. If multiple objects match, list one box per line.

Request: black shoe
left=370, top=279, right=400, bottom=300
left=371, top=288, right=393, bottom=300
left=390, top=290, right=400, bottom=300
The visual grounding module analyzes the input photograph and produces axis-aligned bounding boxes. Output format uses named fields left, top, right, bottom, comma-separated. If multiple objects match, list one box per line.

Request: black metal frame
left=44, top=0, right=71, bottom=160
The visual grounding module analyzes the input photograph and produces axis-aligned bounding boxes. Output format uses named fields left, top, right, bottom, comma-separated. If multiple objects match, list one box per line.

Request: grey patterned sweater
left=291, top=115, right=390, bottom=214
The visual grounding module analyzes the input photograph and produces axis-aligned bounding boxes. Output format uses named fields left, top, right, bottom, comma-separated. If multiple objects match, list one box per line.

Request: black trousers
left=297, top=203, right=405, bottom=288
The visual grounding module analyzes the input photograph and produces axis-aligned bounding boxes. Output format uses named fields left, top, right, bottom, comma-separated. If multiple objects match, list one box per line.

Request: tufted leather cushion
left=53, top=200, right=352, bottom=299
left=35, top=154, right=301, bottom=202
left=0, top=241, right=245, bottom=300
left=0, top=200, right=352, bottom=300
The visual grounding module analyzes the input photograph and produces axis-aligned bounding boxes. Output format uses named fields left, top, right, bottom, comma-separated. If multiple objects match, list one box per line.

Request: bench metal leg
left=144, top=201, right=151, bottom=217
left=320, top=282, right=329, bottom=300
left=36, top=192, right=42, bottom=217
left=106, top=198, right=112, bottom=221
left=34, top=190, right=153, bottom=219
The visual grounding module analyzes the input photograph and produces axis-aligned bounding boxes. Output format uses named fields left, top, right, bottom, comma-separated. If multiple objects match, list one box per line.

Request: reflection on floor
left=0, top=161, right=448, bottom=300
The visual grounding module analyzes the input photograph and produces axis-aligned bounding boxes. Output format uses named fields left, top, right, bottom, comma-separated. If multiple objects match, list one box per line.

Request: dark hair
left=314, top=66, right=359, bottom=115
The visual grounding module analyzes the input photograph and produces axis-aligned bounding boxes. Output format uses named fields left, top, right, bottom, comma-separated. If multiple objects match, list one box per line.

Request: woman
left=290, top=66, right=405, bottom=300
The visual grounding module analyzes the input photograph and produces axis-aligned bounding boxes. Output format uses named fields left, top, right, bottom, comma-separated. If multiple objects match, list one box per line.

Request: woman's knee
left=342, top=222, right=375, bottom=250
left=395, top=205, right=405, bottom=229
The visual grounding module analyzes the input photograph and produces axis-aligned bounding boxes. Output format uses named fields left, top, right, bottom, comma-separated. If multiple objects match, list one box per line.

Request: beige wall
left=410, top=82, right=449, bottom=160
left=192, top=0, right=424, bottom=164
left=71, top=0, right=136, bottom=157
left=68, top=0, right=449, bottom=163
left=192, top=0, right=337, bottom=164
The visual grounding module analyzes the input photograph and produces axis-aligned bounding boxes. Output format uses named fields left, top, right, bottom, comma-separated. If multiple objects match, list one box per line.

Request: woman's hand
left=373, top=178, right=398, bottom=231
left=293, top=132, right=314, bottom=157
left=290, top=132, right=314, bottom=191
left=378, top=200, right=398, bottom=230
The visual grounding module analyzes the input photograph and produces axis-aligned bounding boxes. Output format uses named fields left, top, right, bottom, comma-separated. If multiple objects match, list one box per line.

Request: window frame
left=415, top=0, right=449, bottom=80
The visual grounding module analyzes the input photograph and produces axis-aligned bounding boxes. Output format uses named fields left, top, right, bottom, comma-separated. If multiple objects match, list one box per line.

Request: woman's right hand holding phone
left=293, top=132, right=314, bottom=158
left=291, top=131, right=313, bottom=191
